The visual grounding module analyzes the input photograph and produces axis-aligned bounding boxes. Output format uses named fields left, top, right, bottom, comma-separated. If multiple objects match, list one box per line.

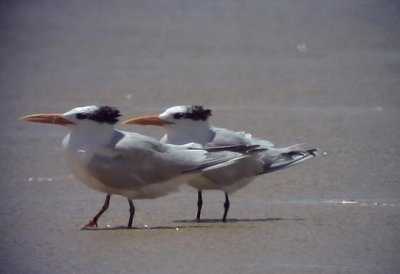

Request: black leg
left=83, top=194, right=111, bottom=228
left=222, top=192, right=230, bottom=222
left=127, top=199, right=135, bottom=229
left=196, top=190, right=203, bottom=221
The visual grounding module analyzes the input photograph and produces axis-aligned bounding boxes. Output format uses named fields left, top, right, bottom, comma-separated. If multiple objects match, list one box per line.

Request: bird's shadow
left=80, top=224, right=211, bottom=231
left=174, top=217, right=303, bottom=224
left=80, top=217, right=304, bottom=231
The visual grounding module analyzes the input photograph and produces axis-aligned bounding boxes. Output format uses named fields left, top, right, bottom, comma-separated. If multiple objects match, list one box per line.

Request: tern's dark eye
left=173, top=112, right=185, bottom=119
left=76, top=113, right=87, bottom=120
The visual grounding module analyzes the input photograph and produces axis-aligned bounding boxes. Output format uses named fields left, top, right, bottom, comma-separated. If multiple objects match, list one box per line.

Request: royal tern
left=21, top=105, right=258, bottom=228
left=123, top=105, right=317, bottom=222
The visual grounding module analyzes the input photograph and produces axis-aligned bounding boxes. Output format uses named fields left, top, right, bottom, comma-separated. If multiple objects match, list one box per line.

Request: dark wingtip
left=306, top=148, right=318, bottom=156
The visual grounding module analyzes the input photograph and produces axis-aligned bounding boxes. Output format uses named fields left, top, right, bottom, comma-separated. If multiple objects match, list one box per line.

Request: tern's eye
left=76, top=113, right=87, bottom=120
left=173, top=112, right=185, bottom=119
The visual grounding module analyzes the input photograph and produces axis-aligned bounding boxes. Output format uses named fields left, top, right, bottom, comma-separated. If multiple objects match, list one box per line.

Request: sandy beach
left=1, top=1, right=399, bottom=273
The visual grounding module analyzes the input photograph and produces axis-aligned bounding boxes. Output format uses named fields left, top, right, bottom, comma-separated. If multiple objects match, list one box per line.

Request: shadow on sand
left=80, top=224, right=212, bottom=231
left=174, top=217, right=304, bottom=224
left=80, top=217, right=304, bottom=231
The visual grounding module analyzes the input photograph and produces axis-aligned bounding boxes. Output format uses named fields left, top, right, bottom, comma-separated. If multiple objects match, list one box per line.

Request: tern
left=21, top=105, right=258, bottom=228
left=123, top=105, right=318, bottom=222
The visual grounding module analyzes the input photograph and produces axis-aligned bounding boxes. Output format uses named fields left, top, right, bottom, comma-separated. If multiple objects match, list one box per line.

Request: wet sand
left=1, top=1, right=400, bottom=273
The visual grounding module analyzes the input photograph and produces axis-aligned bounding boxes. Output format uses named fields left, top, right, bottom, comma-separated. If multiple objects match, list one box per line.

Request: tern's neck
left=165, top=121, right=212, bottom=145
left=67, top=123, right=116, bottom=147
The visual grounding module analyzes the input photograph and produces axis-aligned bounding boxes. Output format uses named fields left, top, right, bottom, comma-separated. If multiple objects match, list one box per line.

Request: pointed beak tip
left=20, top=114, right=36, bottom=122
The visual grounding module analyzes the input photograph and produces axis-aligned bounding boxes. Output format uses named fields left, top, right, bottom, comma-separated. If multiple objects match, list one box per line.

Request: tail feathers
left=260, top=148, right=318, bottom=174
left=277, top=143, right=305, bottom=153
left=284, top=148, right=318, bottom=157
left=305, top=148, right=318, bottom=157
left=202, top=144, right=260, bottom=153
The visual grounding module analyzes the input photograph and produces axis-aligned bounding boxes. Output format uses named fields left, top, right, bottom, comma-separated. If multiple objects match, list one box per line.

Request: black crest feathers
left=173, top=105, right=212, bottom=121
left=76, top=106, right=121, bottom=124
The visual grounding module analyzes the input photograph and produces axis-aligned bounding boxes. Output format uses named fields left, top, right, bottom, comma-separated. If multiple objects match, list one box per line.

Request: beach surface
left=1, top=1, right=400, bottom=273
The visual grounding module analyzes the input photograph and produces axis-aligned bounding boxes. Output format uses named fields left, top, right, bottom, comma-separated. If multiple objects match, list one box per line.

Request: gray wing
left=259, top=145, right=318, bottom=174
left=208, top=128, right=316, bottom=175
left=209, top=127, right=274, bottom=148
left=86, top=131, right=246, bottom=190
